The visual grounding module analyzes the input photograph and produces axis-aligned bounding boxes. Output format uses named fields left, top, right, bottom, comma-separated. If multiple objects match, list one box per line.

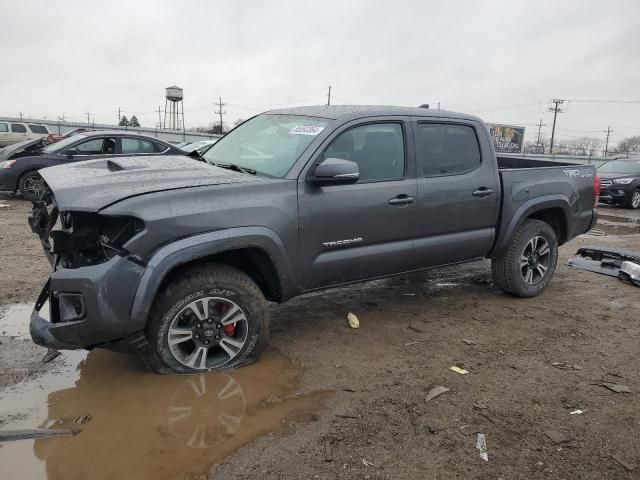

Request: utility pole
left=85, top=111, right=91, bottom=125
left=535, top=118, right=546, bottom=152
left=548, top=99, right=565, bottom=155
left=117, top=107, right=121, bottom=125
left=214, top=97, right=227, bottom=133
left=19, top=112, right=23, bottom=121
left=327, top=86, right=331, bottom=106
left=157, top=106, right=162, bottom=131
left=603, top=126, right=613, bottom=156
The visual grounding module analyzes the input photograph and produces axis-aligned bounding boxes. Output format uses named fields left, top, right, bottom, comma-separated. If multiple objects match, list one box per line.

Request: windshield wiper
left=211, top=162, right=256, bottom=175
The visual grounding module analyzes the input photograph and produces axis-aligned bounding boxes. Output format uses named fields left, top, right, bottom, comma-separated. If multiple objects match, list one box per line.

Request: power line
left=549, top=99, right=566, bottom=155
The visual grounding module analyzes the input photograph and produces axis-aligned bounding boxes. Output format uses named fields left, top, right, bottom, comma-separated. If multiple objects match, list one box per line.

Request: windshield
left=43, top=134, right=88, bottom=153
left=598, top=160, right=640, bottom=175
left=202, top=114, right=331, bottom=177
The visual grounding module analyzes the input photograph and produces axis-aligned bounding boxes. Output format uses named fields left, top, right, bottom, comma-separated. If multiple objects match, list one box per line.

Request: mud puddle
left=0, top=303, right=45, bottom=338
left=0, top=343, right=329, bottom=480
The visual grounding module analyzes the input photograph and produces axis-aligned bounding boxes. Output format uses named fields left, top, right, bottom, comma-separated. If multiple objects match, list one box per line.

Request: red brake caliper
left=220, top=304, right=236, bottom=337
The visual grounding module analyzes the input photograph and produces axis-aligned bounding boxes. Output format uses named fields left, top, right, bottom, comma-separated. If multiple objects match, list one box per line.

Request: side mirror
left=65, top=149, right=77, bottom=159
left=308, top=157, right=359, bottom=186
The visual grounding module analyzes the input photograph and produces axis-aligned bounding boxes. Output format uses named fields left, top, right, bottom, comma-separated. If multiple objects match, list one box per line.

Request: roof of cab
left=264, top=105, right=482, bottom=123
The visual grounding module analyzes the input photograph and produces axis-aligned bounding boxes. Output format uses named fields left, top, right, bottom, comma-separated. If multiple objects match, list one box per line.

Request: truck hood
left=39, top=155, right=261, bottom=211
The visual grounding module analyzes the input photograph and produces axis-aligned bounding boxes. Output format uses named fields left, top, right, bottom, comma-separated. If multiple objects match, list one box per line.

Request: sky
left=1, top=0, right=639, bottom=146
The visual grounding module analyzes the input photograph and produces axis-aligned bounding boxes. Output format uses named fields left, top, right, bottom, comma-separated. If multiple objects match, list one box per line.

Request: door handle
left=388, top=194, right=415, bottom=206
left=472, top=188, right=494, bottom=198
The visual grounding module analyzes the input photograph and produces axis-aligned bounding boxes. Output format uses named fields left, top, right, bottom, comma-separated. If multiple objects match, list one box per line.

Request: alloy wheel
left=167, top=297, right=248, bottom=370
left=519, top=235, right=551, bottom=285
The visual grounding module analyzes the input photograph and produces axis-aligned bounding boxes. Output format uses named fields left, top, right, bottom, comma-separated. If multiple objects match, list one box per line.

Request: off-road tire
left=142, top=263, right=270, bottom=374
left=18, top=170, right=47, bottom=201
left=491, top=219, right=558, bottom=298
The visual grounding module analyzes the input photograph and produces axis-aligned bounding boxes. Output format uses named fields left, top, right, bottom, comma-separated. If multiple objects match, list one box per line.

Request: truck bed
left=496, top=155, right=578, bottom=170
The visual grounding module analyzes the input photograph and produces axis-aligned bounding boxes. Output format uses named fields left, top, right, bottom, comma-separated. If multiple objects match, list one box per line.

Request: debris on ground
left=462, top=339, right=476, bottom=345
left=0, top=429, right=78, bottom=442
left=569, top=409, right=584, bottom=415
left=473, top=401, right=488, bottom=410
left=544, top=429, right=572, bottom=445
left=362, top=459, right=375, bottom=467
left=568, top=246, right=640, bottom=288
left=0, top=201, right=9, bottom=208
left=402, top=293, right=416, bottom=296
left=347, top=312, right=359, bottom=329
left=476, top=433, right=489, bottom=461
left=425, top=385, right=450, bottom=403
left=41, top=348, right=61, bottom=363
left=404, top=341, right=421, bottom=346
left=323, top=437, right=334, bottom=462
left=450, top=366, right=469, bottom=375
left=611, top=453, right=635, bottom=471
left=600, top=383, right=632, bottom=393
left=551, top=361, right=582, bottom=370
left=408, top=324, right=425, bottom=334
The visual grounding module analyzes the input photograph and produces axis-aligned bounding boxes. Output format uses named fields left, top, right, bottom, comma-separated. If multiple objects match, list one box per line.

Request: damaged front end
left=29, top=194, right=145, bottom=269
left=568, top=246, right=640, bottom=287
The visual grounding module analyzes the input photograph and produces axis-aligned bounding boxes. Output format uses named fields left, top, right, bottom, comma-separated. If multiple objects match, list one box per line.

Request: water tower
left=164, top=85, right=184, bottom=130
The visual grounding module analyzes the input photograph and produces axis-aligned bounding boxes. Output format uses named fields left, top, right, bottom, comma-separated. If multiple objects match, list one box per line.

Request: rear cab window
left=416, top=123, right=481, bottom=176
left=0, top=123, right=8, bottom=133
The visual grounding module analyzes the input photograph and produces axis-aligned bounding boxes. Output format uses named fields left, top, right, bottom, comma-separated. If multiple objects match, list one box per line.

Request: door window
left=324, top=123, right=405, bottom=183
left=121, top=137, right=158, bottom=154
left=416, top=124, right=481, bottom=176
left=0, top=123, right=8, bottom=133
left=74, top=138, right=116, bottom=155
left=11, top=124, right=27, bottom=133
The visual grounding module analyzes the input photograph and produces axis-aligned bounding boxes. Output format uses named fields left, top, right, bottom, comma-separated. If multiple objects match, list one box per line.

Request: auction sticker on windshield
left=289, top=126, right=324, bottom=135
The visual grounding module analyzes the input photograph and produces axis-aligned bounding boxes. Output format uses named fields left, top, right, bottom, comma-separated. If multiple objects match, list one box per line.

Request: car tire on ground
left=18, top=170, right=47, bottom=201
left=628, top=189, right=640, bottom=209
left=491, top=219, right=558, bottom=298
left=142, top=263, right=270, bottom=374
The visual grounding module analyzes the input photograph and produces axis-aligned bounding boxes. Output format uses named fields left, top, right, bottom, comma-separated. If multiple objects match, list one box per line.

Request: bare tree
left=615, top=135, right=640, bottom=154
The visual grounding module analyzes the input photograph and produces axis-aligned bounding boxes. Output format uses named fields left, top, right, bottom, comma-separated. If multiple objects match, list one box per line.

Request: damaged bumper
left=30, top=255, right=147, bottom=351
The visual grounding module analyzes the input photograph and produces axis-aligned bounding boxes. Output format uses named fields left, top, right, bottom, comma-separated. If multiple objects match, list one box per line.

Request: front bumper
left=30, top=255, right=146, bottom=351
left=600, top=185, right=632, bottom=202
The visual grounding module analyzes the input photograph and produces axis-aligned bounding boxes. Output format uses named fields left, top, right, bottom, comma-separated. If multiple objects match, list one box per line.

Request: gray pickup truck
left=28, top=106, right=599, bottom=374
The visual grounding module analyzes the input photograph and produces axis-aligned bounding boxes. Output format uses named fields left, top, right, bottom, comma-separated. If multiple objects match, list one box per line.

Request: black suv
left=597, top=158, right=640, bottom=209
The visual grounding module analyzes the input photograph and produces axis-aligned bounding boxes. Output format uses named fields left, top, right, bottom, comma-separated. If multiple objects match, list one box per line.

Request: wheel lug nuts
left=208, top=319, right=213, bottom=323
left=215, top=335, right=220, bottom=340
left=194, top=334, right=200, bottom=339
left=196, top=323, right=202, bottom=329
left=204, top=340, right=209, bottom=345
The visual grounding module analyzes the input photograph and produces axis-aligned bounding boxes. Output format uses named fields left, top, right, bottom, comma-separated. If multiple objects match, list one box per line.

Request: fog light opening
left=57, top=293, right=86, bottom=322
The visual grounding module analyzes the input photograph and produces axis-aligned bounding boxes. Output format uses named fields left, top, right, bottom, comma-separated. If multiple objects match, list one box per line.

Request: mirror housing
left=65, top=149, right=77, bottom=159
left=308, top=157, right=359, bottom=186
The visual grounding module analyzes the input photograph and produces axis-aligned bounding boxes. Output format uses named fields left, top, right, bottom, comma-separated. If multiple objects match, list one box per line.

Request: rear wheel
left=628, top=190, right=640, bottom=209
left=491, top=219, right=558, bottom=298
left=143, top=264, right=270, bottom=374
left=18, top=171, right=47, bottom=201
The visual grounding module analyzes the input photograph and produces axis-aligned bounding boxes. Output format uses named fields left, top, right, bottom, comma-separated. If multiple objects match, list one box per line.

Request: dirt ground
left=0, top=193, right=639, bottom=479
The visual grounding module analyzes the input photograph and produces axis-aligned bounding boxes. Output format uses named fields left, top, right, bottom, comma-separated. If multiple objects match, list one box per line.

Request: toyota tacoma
left=28, top=106, right=599, bottom=374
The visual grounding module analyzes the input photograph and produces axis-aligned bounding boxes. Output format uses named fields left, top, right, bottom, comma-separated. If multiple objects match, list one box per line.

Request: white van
left=0, top=122, right=51, bottom=148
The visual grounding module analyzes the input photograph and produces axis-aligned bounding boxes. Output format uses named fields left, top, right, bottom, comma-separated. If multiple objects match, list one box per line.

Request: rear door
left=119, top=137, right=169, bottom=155
left=0, top=122, right=9, bottom=147
left=297, top=118, right=418, bottom=290
left=412, top=119, right=499, bottom=267
left=62, top=136, right=118, bottom=162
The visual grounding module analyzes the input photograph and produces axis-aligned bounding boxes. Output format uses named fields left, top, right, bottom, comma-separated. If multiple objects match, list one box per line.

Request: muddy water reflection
left=0, top=350, right=328, bottom=480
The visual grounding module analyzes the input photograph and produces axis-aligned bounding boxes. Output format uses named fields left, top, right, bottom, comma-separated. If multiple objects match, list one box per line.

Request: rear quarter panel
left=490, top=164, right=596, bottom=257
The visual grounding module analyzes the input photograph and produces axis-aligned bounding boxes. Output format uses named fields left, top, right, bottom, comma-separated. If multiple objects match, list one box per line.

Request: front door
left=412, top=119, right=500, bottom=267
left=297, top=119, right=418, bottom=290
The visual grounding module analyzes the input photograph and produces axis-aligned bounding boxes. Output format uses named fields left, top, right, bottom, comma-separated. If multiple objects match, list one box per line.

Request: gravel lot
left=0, top=193, right=638, bottom=479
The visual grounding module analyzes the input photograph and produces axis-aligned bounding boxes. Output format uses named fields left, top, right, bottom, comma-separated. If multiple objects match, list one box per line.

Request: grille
left=600, top=179, right=612, bottom=187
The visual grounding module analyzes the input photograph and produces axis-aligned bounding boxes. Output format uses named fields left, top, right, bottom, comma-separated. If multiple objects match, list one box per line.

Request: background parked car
left=0, top=137, right=49, bottom=161
left=0, top=131, right=185, bottom=200
left=0, top=121, right=51, bottom=148
left=597, top=158, right=640, bottom=209
left=179, top=139, right=219, bottom=156
left=47, top=127, right=95, bottom=143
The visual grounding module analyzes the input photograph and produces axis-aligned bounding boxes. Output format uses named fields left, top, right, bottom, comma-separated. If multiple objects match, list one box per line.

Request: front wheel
left=628, top=190, right=640, bottom=209
left=18, top=171, right=47, bottom=201
left=491, top=219, right=558, bottom=298
left=143, top=264, right=270, bottom=374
